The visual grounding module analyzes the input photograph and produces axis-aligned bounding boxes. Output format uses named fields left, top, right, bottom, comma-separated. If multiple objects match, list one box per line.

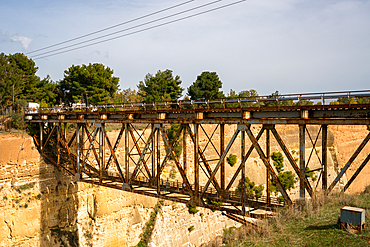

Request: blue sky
left=1, top=0, right=370, bottom=96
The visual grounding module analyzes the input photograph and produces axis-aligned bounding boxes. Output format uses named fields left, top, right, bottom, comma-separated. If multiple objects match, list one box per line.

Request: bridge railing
left=24, top=89, right=370, bottom=114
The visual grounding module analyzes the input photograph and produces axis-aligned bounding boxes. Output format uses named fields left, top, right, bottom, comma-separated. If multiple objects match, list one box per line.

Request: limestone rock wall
left=0, top=133, right=156, bottom=247
left=149, top=203, right=241, bottom=247
left=0, top=124, right=369, bottom=246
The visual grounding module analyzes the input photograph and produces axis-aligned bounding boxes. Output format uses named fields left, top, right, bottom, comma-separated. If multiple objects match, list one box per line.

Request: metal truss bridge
left=25, top=90, right=370, bottom=218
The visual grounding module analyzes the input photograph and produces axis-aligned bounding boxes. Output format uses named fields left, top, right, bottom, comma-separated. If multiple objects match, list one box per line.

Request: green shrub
left=207, top=198, right=224, bottom=211
left=10, top=112, right=25, bottom=130
left=19, top=182, right=35, bottom=190
left=270, top=152, right=296, bottom=196
left=272, top=152, right=284, bottom=173
left=188, top=225, right=195, bottom=232
left=186, top=204, right=199, bottom=214
left=235, top=176, right=265, bottom=199
left=227, top=154, right=237, bottom=167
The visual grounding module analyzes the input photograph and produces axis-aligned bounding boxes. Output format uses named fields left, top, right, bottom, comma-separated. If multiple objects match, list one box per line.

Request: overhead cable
left=27, top=0, right=194, bottom=54
left=33, top=0, right=246, bottom=60
left=32, top=0, right=222, bottom=58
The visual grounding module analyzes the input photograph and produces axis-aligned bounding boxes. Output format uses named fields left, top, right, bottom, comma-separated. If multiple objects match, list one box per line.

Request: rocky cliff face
left=0, top=133, right=241, bottom=247
left=0, top=133, right=156, bottom=247
left=0, top=125, right=369, bottom=246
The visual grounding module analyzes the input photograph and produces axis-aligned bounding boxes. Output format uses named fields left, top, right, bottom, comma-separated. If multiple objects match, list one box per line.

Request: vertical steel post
left=157, top=125, right=161, bottom=195
left=266, top=128, right=270, bottom=204
left=63, top=122, right=67, bottom=140
left=102, top=123, right=105, bottom=177
left=39, top=122, right=43, bottom=152
left=299, top=124, right=306, bottom=199
left=125, top=123, right=129, bottom=181
left=241, top=130, right=246, bottom=215
left=76, top=123, right=80, bottom=179
left=81, top=124, right=85, bottom=162
left=183, top=124, right=187, bottom=175
left=322, top=125, right=328, bottom=191
left=220, top=124, right=225, bottom=190
left=98, top=123, right=103, bottom=182
left=152, top=124, right=155, bottom=179
left=194, top=123, right=199, bottom=197
left=56, top=123, right=60, bottom=165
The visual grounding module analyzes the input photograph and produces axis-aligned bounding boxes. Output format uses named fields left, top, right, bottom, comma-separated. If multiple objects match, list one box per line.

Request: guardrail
left=24, top=89, right=370, bottom=114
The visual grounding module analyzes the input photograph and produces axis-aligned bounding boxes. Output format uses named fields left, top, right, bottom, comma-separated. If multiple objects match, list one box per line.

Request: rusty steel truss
left=25, top=92, right=370, bottom=216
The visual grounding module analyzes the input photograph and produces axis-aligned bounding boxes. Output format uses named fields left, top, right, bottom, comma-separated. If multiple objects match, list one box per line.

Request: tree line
left=1, top=52, right=368, bottom=110
left=0, top=52, right=265, bottom=109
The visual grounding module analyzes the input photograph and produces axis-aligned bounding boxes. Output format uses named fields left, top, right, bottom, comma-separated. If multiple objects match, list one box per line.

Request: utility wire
left=27, top=0, right=194, bottom=55
left=33, top=0, right=246, bottom=60
left=32, top=0, right=222, bottom=58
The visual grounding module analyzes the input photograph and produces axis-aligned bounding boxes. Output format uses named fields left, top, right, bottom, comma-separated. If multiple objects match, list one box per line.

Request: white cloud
left=9, top=35, right=33, bottom=50
left=1, top=31, right=34, bottom=50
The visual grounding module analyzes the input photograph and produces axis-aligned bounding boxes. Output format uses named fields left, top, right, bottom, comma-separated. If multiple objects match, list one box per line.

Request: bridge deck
left=26, top=104, right=370, bottom=125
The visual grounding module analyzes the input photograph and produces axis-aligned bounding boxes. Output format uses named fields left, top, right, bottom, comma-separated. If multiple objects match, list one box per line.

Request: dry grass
left=217, top=191, right=370, bottom=247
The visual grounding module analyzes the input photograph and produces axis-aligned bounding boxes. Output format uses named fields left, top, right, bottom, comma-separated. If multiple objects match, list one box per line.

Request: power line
left=33, top=0, right=246, bottom=60
left=32, top=0, right=222, bottom=58
left=27, top=0, right=194, bottom=54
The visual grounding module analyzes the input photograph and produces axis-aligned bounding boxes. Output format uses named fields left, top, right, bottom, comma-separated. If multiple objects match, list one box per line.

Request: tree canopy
left=0, top=52, right=57, bottom=108
left=137, top=69, right=183, bottom=103
left=58, top=63, right=119, bottom=106
left=113, top=88, right=142, bottom=104
left=35, top=75, right=58, bottom=107
left=187, top=71, right=224, bottom=100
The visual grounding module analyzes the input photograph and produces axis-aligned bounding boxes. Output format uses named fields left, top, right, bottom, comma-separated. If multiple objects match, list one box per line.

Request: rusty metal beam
left=343, top=152, right=370, bottom=192
left=221, top=124, right=225, bottom=190
left=77, top=123, right=80, bottom=178
left=322, top=125, right=328, bottom=190
left=326, top=131, right=370, bottom=195
left=156, top=124, right=161, bottom=195
left=241, top=130, right=246, bottom=215
left=129, top=128, right=155, bottom=183
left=125, top=123, right=130, bottom=181
left=185, top=125, right=222, bottom=194
left=200, top=127, right=240, bottom=199
left=246, top=125, right=292, bottom=206
left=183, top=124, right=187, bottom=175
left=105, top=124, right=125, bottom=170
left=270, top=126, right=313, bottom=197
left=305, top=126, right=322, bottom=168
left=56, top=123, right=60, bottom=165
left=200, top=124, right=220, bottom=157
left=43, top=125, right=56, bottom=150
left=226, top=127, right=265, bottom=191
left=102, top=127, right=126, bottom=183
left=39, top=123, right=43, bottom=152
left=299, top=124, right=306, bottom=199
left=266, top=128, right=270, bottom=205
left=194, top=124, right=199, bottom=197
left=41, top=152, right=75, bottom=176
left=80, top=127, right=99, bottom=174
left=159, top=124, right=184, bottom=173
left=128, top=128, right=152, bottom=179
left=58, top=124, right=76, bottom=173
left=83, top=125, right=100, bottom=168
left=160, top=126, right=193, bottom=194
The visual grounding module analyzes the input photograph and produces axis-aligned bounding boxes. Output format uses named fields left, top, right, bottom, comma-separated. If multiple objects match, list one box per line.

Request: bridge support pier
left=299, top=124, right=306, bottom=199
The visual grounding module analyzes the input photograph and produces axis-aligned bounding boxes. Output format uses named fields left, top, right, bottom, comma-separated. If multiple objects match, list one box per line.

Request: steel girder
left=30, top=120, right=370, bottom=216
